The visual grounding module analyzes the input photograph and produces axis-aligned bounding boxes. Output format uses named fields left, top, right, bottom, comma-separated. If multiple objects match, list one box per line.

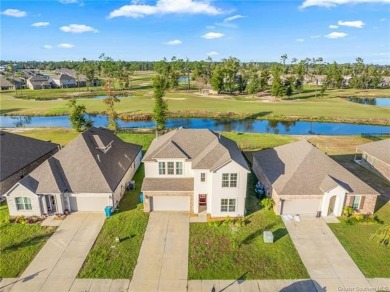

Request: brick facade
left=0, top=148, right=58, bottom=195
left=345, top=193, right=377, bottom=214
left=361, top=153, right=390, bottom=182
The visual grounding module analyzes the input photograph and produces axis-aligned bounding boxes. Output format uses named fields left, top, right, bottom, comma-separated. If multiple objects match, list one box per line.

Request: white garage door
left=69, top=196, right=110, bottom=212
left=151, top=196, right=190, bottom=212
left=281, top=199, right=321, bottom=215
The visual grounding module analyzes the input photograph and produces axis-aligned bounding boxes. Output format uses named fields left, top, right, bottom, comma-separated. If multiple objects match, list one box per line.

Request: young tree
left=153, top=75, right=168, bottom=131
left=370, top=224, right=390, bottom=246
left=270, top=65, right=283, bottom=97
left=99, top=54, right=120, bottom=130
left=68, top=99, right=92, bottom=131
left=222, top=56, right=240, bottom=94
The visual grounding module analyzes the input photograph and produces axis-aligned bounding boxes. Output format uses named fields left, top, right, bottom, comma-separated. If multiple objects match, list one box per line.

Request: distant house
left=26, top=75, right=51, bottom=90
left=55, top=68, right=87, bottom=87
left=0, top=76, right=15, bottom=90
left=51, top=73, right=76, bottom=88
left=356, top=139, right=390, bottom=181
left=253, top=140, right=378, bottom=217
left=141, top=128, right=250, bottom=217
left=0, top=131, right=59, bottom=195
left=381, top=76, right=390, bottom=88
left=5, top=128, right=142, bottom=217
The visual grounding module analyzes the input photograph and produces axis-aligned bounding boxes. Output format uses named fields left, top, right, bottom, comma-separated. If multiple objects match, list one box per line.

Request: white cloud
left=32, top=22, right=50, bottom=27
left=43, top=45, right=53, bottom=49
left=109, top=0, right=223, bottom=18
left=59, top=0, right=79, bottom=4
left=338, top=20, right=365, bottom=28
left=310, top=35, right=322, bottom=38
left=202, top=32, right=224, bottom=39
left=207, top=51, right=219, bottom=57
left=58, top=43, right=74, bottom=48
left=329, top=24, right=339, bottom=29
left=60, top=24, right=98, bottom=33
left=324, top=32, right=348, bottom=39
left=300, top=0, right=390, bottom=9
left=164, top=39, right=182, bottom=45
left=296, top=38, right=305, bottom=42
left=223, top=14, right=245, bottom=22
left=1, top=9, right=27, bottom=17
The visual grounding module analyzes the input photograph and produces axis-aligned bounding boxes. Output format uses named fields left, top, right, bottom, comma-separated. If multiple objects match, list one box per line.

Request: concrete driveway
left=285, top=217, right=372, bottom=291
left=129, top=212, right=189, bottom=292
left=9, top=212, right=105, bottom=292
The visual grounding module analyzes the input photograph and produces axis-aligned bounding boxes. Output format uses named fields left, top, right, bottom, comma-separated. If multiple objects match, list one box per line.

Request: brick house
left=0, top=131, right=60, bottom=195
left=253, top=140, right=379, bottom=217
left=356, top=139, right=390, bottom=181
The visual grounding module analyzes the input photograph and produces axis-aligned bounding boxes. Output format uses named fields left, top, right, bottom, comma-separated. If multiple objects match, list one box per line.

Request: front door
left=199, top=194, right=207, bottom=213
left=46, top=195, right=57, bottom=213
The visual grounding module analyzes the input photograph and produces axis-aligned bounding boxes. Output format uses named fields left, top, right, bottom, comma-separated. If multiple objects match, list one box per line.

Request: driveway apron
left=129, top=212, right=189, bottom=292
left=285, top=217, right=372, bottom=291
left=10, top=212, right=105, bottom=292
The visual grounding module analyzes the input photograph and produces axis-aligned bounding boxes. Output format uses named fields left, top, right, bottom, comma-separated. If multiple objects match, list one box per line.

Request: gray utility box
left=263, top=231, right=274, bottom=243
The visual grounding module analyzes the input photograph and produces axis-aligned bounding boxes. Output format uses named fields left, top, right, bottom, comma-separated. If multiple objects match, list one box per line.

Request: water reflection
left=347, top=97, right=390, bottom=107
left=0, top=115, right=389, bottom=135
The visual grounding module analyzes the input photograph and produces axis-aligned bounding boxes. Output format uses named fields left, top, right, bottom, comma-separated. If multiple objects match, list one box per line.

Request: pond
left=88, top=95, right=132, bottom=100
left=347, top=97, right=390, bottom=107
left=1, top=115, right=389, bottom=135
left=177, top=77, right=189, bottom=83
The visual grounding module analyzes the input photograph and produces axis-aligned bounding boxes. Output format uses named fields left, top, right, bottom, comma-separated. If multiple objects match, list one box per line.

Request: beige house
left=26, top=75, right=51, bottom=90
left=5, top=128, right=142, bottom=217
left=51, top=73, right=77, bottom=88
left=356, top=139, right=390, bottom=181
left=0, top=76, right=15, bottom=90
left=0, top=131, right=59, bottom=195
left=141, top=128, right=250, bottom=217
left=253, top=140, right=379, bottom=217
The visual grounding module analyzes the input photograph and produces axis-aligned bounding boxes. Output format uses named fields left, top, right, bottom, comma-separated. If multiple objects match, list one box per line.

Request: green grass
left=0, top=203, right=56, bottom=278
left=328, top=201, right=390, bottom=278
left=189, top=176, right=308, bottom=280
left=78, top=165, right=149, bottom=279
left=1, top=87, right=389, bottom=124
left=188, top=209, right=309, bottom=279
left=117, top=132, right=155, bottom=151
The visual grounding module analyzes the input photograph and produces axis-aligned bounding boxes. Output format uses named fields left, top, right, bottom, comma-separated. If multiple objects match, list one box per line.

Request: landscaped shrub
left=136, top=203, right=144, bottom=211
left=344, top=213, right=379, bottom=225
left=208, top=220, right=222, bottom=227
left=342, top=206, right=354, bottom=217
left=259, top=197, right=275, bottom=211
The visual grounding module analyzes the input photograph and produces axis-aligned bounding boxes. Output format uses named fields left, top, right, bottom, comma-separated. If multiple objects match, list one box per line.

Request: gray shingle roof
left=143, top=128, right=250, bottom=172
left=253, top=140, right=378, bottom=196
left=0, top=131, right=59, bottom=181
left=357, top=139, right=390, bottom=165
left=141, top=178, right=194, bottom=192
left=0, top=76, right=14, bottom=87
left=18, top=127, right=142, bottom=194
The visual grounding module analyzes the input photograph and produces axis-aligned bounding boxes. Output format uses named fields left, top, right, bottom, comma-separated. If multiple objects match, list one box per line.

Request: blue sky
left=1, top=0, right=389, bottom=64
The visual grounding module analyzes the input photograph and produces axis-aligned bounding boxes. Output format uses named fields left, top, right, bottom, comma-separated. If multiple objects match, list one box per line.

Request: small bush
left=136, top=203, right=144, bottom=211
left=342, top=206, right=354, bottom=217
left=260, top=198, right=275, bottom=211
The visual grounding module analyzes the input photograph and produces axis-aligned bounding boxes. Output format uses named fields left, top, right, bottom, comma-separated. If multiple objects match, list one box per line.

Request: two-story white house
left=141, top=128, right=250, bottom=218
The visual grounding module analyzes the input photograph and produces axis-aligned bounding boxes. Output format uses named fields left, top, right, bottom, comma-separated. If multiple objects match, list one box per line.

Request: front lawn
left=328, top=200, right=390, bottom=278
left=0, top=203, right=56, bottom=278
left=78, top=165, right=149, bottom=279
left=188, top=209, right=309, bottom=280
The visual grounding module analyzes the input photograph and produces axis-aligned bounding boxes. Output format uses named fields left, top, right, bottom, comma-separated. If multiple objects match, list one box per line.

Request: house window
left=352, top=196, right=361, bottom=209
left=176, top=162, right=183, bottom=175
left=200, top=173, right=206, bottom=182
left=222, top=174, right=229, bottom=187
left=15, top=197, right=32, bottom=211
left=159, top=162, right=166, bottom=175
left=221, top=199, right=236, bottom=212
left=222, top=173, right=238, bottom=188
left=167, top=162, right=174, bottom=175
